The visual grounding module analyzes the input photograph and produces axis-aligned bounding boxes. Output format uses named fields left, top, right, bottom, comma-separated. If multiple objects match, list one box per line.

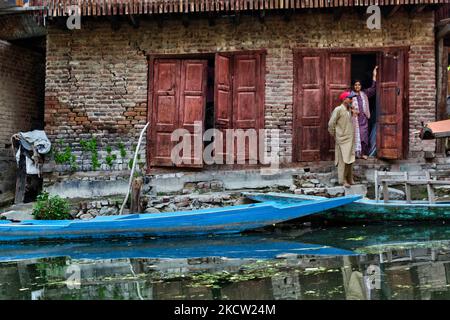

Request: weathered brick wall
left=0, top=40, right=45, bottom=195
left=44, top=10, right=436, bottom=175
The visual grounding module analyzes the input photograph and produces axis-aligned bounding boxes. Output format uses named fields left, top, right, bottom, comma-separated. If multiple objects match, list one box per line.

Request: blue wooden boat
left=244, top=192, right=450, bottom=222
left=0, top=194, right=361, bottom=242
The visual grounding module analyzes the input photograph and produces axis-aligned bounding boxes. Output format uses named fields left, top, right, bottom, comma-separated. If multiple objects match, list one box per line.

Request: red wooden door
left=215, top=53, right=232, bottom=130
left=232, top=53, right=264, bottom=162
left=377, top=49, right=405, bottom=159
left=150, top=59, right=180, bottom=166
left=233, top=53, right=262, bottom=130
left=324, top=53, right=351, bottom=161
left=293, top=50, right=326, bottom=162
left=214, top=52, right=264, bottom=164
left=150, top=58, right=207, bottom=167
left=178, top=60, right=207, bottom=167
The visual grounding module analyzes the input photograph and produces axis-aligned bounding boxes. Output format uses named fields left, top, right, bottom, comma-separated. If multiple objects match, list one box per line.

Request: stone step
left=344, top=184, right=367, bottom=197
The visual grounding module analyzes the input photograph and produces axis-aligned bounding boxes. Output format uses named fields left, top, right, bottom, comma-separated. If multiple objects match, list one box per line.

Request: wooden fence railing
left=375, top=170, right=450, bottom=204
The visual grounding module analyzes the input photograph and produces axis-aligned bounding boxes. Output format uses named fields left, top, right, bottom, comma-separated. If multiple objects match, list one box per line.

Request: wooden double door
left=148, top=52, right=265, bottom=168
left=293, top=48, right=407, bottom=162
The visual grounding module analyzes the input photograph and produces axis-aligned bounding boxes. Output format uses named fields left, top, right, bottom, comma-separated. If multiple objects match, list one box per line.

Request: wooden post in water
left=130, top=176, right=143, bottom=213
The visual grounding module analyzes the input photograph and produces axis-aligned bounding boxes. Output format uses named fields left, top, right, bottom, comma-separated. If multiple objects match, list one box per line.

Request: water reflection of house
left=153, top=281, right=213, bottom=300
left=221, top=279, right=273, bottom=300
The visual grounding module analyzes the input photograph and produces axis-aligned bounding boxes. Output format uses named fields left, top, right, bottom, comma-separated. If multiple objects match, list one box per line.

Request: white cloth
left=18, top=130, right=51, bottom=154
left=26, top=156, right=40, bottom=175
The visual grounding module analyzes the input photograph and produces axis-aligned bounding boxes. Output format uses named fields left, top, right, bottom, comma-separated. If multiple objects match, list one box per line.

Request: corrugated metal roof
left=28, top=0, right=450, bottom=17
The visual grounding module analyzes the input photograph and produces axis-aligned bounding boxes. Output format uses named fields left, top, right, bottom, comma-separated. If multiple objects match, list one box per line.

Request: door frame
left=292, top=46, right=409, bottom=162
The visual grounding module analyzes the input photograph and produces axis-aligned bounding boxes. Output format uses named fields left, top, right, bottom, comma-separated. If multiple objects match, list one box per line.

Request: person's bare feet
left=343, top=183, right=351, bottom=188
left=362, top=155, right=368, bottom=160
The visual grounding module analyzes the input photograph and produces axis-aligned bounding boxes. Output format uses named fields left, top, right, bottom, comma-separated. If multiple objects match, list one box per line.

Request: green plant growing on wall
left=32, top=191, right=71, bottom=220
left=53, top=140, right=78, bottom=171
left=80, top=138, right=100, bottom=171
left=118, top=142, right=127, bottom=159
left=105, top=145, right=117, bottom=170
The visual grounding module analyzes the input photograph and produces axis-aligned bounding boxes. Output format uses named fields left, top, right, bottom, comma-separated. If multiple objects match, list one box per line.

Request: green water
left=2, top=223, right=450, bottom=300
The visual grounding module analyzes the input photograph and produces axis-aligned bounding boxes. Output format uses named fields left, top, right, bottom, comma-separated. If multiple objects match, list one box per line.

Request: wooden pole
left=130, top=176, right=143, bottom=213
left=119, top=122, right=150, bottom=215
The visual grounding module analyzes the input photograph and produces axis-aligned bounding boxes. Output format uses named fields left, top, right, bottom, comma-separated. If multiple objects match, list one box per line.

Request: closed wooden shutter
left=377, top=49, right=405, bottom=159
left=232, top=53, right=264, bottom=162
left=150, top=59, right=180, bottom=166
left=178, top=60, right=207, bottom=167
left=214, top=53, right=233, bottom=163
left=150, top=59, right=207, bottom=167
left=214, top=51, right=265, bottom=163
left=293, top=50, right=326, bottom=162
left=324, top=53, right=351, bottom=161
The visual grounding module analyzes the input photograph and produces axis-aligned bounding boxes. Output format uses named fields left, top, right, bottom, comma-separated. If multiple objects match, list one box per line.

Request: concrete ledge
left=46, top=179, right=129, bottom=199
left=148, top=168, right=298, bottom=193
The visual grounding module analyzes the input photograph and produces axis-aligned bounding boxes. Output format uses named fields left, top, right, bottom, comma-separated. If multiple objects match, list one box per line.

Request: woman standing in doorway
left=352, top=66, right=378, bottom=160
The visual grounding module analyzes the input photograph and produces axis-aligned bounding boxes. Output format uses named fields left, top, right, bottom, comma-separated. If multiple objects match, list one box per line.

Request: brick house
left=2, top=0, right=450, bottom=196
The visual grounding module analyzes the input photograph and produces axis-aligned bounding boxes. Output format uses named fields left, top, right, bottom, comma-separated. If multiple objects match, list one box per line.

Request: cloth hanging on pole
left=12, top=130, right=51, bottom=177
left=17, top=130, right=51, bottom=154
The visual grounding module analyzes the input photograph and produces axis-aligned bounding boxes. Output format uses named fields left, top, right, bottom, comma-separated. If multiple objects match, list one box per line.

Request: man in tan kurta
left=328, top=91, right=357, bottom=188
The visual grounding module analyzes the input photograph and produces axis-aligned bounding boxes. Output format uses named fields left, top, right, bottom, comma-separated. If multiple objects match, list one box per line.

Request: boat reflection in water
left=2, top=223, right=450, bottom=300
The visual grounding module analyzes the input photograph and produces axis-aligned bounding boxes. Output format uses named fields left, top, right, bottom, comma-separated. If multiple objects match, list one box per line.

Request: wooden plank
left=380, top=180, right=450, bottom=185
